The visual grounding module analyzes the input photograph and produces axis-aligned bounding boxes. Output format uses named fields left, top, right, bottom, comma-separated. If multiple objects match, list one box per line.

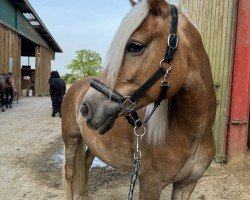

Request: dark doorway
left=21, top=37, right=36, bottom=95
left=21, top=37, right=36, bottom=57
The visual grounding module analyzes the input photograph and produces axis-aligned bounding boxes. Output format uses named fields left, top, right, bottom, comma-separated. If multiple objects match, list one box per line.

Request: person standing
left=48, top=71, right=66, bottom=117
left=5, top=72, right=16, bottom=108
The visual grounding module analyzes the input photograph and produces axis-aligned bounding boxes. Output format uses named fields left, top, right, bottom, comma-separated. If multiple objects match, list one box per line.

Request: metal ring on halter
left=168, top=33, right=179, bottom=49
left=160, top=59, right=172, bottom=73
left=134, top=124, right=146, bottom=137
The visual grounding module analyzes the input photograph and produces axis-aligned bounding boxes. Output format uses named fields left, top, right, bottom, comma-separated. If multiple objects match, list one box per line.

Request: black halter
left=90, top=5, right=179, bottom=128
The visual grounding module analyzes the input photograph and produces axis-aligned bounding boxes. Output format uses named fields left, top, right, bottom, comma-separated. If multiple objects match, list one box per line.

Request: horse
left=0, top=73, right=10, bottom=112
left=62, top=0, right=216, bottom=199
left=48, top=71, right=66, bottom=117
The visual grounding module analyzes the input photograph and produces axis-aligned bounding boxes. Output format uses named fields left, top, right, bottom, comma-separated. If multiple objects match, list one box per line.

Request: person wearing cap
left=5, top=72, right=17, bottom=108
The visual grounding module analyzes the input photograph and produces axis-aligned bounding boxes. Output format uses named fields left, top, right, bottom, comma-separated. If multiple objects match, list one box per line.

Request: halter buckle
left=161, top=80, right=170, bottom=88
left=122, top=97, right=136, bottom=113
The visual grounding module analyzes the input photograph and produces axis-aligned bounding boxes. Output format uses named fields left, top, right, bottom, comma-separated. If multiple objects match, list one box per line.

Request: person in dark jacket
left=48, top=71, right=66, bottom=117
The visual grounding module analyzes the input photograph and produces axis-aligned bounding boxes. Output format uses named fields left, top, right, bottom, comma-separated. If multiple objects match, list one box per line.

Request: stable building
left=0, top=0, right=62, bottom=96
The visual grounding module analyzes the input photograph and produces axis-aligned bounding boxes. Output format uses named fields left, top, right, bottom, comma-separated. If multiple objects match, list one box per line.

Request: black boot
left=52, top=112, right=56, bottom=117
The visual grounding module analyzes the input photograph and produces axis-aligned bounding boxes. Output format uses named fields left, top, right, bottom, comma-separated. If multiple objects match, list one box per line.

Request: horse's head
left=82, top=0, right=190, bottom=134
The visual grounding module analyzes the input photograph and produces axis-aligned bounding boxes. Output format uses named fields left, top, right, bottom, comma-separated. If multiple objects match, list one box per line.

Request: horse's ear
left=129, top=0, right=136, bottom=6
left=148, top=0, right=170, bottom=17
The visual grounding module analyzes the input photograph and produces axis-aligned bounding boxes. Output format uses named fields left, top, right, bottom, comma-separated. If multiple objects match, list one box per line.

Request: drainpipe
left=226, top=0, right=250, bottom=162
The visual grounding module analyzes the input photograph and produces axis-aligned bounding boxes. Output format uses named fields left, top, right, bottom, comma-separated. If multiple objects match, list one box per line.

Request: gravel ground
left=0, top=97, right=249, bottom=200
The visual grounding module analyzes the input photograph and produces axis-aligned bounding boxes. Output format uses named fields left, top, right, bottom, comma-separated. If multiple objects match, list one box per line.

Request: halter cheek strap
left=165, top=5, right=179, bottom=63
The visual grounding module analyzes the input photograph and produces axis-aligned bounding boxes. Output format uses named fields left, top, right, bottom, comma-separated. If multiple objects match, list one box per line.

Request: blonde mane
left=144, top=100, right=169, bottom=145
left=104, top=0, right=149, bottom=88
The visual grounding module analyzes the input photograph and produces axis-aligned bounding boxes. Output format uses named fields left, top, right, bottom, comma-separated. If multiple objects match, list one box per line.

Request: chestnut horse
left=62, top=0, right=216, bottom=199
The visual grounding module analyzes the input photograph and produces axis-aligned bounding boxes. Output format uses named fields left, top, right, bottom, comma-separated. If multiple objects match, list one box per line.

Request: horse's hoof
left=2, top=109, right=5, bottom=112
left=52, top=113, right=55, bottom=117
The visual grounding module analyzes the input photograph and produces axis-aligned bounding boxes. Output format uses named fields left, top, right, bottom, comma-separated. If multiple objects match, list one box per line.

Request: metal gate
left=180, top=0, right=237, bottom=162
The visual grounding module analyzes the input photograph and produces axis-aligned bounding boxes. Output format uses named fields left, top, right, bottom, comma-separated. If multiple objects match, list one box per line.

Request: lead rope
left=128, top=124, right=146, bottom=200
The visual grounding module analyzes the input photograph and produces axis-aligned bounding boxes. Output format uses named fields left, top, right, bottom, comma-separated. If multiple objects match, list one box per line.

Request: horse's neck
left=170, top=82, right=215, bottom=137
left=171, top=20, right=216, bottom=137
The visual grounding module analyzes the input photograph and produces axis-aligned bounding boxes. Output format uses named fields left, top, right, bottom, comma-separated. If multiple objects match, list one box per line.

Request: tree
left=67, top=75, right=77, bottom=84
left=67, top=49, right=102, bottom=79
left=61, top=74, right=77, bottom=84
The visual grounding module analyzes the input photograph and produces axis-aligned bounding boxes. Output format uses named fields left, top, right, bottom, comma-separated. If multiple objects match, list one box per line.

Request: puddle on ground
left=28, top=137, right=129, bottom=191
left=92, top=157, right=107, bottom=168
left=52, top=151, right=63, bottom=169
left=52, top=150, right=107, bottom=169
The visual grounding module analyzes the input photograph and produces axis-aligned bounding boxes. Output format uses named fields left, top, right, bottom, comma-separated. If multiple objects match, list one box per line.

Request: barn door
left=180, top=0, right=237, bottom=162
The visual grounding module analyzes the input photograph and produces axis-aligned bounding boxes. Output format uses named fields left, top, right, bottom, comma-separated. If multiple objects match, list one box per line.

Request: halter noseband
left=90, top=5, right=179, bottom=128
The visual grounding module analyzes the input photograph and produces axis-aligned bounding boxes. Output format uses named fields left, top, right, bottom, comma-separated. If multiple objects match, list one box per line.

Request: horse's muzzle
left=81, top=92, right=121, bottom=134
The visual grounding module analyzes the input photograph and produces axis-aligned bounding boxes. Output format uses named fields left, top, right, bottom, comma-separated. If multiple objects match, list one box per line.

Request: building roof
left=10, top=0, right=62, bottom=53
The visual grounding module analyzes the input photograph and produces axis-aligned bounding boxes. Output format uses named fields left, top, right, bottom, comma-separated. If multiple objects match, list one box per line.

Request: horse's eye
left=127, top=42, right=145, bottom=54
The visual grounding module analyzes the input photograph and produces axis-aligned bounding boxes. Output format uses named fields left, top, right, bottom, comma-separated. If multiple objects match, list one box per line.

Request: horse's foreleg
left=139, top=179, right=162, bottom=200
left=171, top=181, right=197, bottom=200
left=83, top=148, right=95, bottom=198
left=64, top=136, right=82, bottom=200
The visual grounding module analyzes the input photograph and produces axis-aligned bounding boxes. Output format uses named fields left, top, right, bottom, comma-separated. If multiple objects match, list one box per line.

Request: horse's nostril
left=81, top=103, right=89, bottom=118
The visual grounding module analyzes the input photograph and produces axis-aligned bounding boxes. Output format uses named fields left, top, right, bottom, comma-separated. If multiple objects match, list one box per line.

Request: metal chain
left=128, top=124, right=146, bottom=200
